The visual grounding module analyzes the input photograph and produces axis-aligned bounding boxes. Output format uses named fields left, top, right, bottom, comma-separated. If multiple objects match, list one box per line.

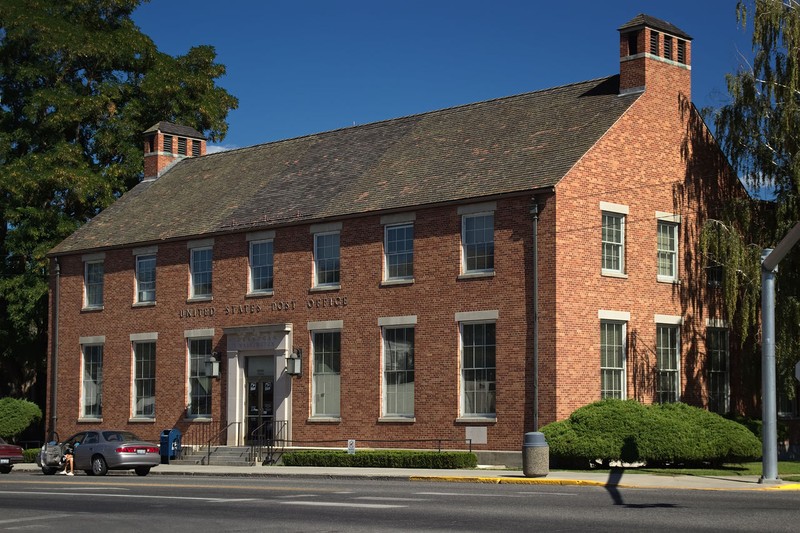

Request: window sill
left=378, top=416, right=416, bottom=423
left=81, top=306, right=104, bottom=312
left=187, top=296, right=213, bottom=303
left=183, top=417, right=212, bottom=423
left=246, top=290, right=274, bottom=298
left=132, top=301, right=156, bottom=308
left=78, top=417, right=102, bottom=424
left=657, top=276, right=680, bottom=285
left=128, top=417, right=155, bottom=423
left=601, top=270, right=628, bottom=279
left=309, top=284, right=341, bottom=293
left=457, top=271, right=495, bottom=281
left=308, top=416, right=341, bottom=423
left=455, top=416, right=497, bottom=424
left=380, top=278, right=414, bottom=287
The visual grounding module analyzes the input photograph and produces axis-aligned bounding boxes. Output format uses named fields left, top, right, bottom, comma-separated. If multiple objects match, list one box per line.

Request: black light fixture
left=286, top=348, right=302, bottom=377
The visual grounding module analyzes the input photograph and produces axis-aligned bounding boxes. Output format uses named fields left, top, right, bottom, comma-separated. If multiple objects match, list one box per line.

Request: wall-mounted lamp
left=286, top=348, right=302, bottom=377
left=205, top=351, right=221, bottom=379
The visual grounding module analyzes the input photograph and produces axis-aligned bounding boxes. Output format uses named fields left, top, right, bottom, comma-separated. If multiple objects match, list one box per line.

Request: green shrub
left=24, top=448, right=40, bottom=463
left=0, top=397, right=42, bottom=439
left=280, top=450, right=478, bottom=469
left=541, top=399, right=761, bottom=468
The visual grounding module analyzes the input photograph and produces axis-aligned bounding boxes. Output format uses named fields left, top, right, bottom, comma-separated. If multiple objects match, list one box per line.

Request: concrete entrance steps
left=171, top=446, right=254, bottom=466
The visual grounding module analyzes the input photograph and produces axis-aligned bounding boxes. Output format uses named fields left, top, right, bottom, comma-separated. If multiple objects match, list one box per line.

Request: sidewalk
left=9, top=462, right=800, bottom=491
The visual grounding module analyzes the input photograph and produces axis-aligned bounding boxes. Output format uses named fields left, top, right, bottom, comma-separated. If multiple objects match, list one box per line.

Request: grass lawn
left=625, top=461, right=800, bottom=481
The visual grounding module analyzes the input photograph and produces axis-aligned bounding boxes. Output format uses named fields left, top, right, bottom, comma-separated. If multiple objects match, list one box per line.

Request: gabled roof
left=618, top=14, right=693, bottom=40
left=143, top=121, right=205, bottom=139
left=50, top=75, right=640, bottom=255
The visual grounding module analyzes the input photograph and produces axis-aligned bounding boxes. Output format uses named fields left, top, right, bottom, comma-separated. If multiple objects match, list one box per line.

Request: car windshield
left=102, top=431, right=141, bottom=442
left=0, top=437, right=7, bottom=445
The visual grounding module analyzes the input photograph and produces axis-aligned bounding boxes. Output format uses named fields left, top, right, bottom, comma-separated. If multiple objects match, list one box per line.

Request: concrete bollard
left=522, top=431, right=549, bottom=477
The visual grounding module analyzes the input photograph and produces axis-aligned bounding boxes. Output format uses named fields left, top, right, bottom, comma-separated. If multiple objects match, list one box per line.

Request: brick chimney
left=143, top=122, right=206, bottom=180
left=617, top=14, right=692, bottom=98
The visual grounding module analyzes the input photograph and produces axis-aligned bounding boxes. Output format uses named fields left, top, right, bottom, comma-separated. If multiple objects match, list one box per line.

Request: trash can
left=522, top=431, right=549, bottom=477
left=160, top=428, right=182, bottom=464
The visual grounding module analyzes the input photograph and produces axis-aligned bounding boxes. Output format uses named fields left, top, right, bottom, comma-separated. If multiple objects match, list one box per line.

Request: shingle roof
left=50, top=75, right=640, bottom=255
left=143, top=121, right=205, bottom=139
left=618, top=14, right=693, bottom=41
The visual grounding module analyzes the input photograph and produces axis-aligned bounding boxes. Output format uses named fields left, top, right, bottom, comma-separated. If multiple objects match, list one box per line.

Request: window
left=657, top=221, right=678, bottom=281
left=677, top=40, right=686, bottom=64
left=600, top=321, right=626, bottom=399
left=84, top=261, right=104, bottom=308
left=191, top=140, right=201, bottom=157
left=136, top=255, right=156, bottom=303
left=461, top=322, right=496, bottom=416
left=82, top=344, right=103, bottom=418
left=164, top=135, right=173, bottom=154
left=656, top=325, right=680, bottom=403
left=663, top=35, right=673, bottom=60
left=462, top=213, right=494, bottom=274
left=706, top=261, right=724, bottom=289
left=188, top=338, right=212, bottom=417
left=707, top=328, right=729, bottom=414
left=601, top=213, right=625, bottom=274
left=383, top=327, right=414, bottom=417
left=133, top=342, right=156, bottom=418
left=314, top=232, right=340, bottom=287
left=649, top=30, right=659, bottom=55
left=312, top=330, right=341, bottom=417
left=190, top=247, right=212, bottom=298
left=249, top=239, right=274, bottom=293
left=627, top=32, right=638, bottom=55
left=384, top=223, right=414, bottom=281
left=178, top=137, right=187, bottom=155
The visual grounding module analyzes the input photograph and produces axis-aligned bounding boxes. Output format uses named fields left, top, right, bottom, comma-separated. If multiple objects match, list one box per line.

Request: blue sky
left=132, top=1, right=753, bottom=152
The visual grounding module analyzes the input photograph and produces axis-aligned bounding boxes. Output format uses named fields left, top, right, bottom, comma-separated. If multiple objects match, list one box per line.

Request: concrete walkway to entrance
left=9, top=462, right=800, bottom=491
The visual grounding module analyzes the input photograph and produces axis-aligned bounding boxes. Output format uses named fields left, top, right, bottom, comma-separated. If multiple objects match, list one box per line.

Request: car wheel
left=41, top=467, right=58, bottom=475
left=135, top=467, right=150, bottom=476
left=0, top=466, right=11, bottom=474
left=91, top=456, right=108, bottom=476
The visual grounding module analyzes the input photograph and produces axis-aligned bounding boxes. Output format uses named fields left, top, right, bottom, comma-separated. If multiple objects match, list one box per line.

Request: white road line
left=281, top=501, right=406, bottom=509
left=277, top=494, right=319, bottom=498
left=0, top=514, right=72, bottom=525
left=517, top=491, right=578, bottom=496
left=353, top=496, right=429, bottom=502
left=0, top=490, right=254, bottom=503
left=415, top=492, right=511, bottom=497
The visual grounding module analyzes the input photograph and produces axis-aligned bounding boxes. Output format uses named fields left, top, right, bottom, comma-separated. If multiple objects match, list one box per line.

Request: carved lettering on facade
left=306, top=296, right=348, bottom=309
left=178, top=307, right=216, bottom=319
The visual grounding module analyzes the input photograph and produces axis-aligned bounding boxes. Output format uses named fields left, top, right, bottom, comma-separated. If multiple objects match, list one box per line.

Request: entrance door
left=246, top=378, right=274, bottom=444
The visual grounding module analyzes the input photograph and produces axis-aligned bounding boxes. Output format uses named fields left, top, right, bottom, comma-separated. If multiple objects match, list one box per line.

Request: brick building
left=47, top=15, right=748, bottom=455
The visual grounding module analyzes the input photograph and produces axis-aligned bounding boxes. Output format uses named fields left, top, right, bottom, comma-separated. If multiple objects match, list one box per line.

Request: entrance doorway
left=245, top=356, right=274, bottom=445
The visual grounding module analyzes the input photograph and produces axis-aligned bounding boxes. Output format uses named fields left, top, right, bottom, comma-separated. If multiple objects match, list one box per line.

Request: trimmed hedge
left=280, top=450, right=478, bottom=469
left=542, top=399, right=761, bottom=468
left=0, top=397, right=42, bottom=439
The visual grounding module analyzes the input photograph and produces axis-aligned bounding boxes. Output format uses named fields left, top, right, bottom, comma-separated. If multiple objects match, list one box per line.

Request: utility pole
left=759, top=221, right=800, bottom=483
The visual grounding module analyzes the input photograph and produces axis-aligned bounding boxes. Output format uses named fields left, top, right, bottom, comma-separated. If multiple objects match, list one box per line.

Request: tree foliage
left=0, top=0, right=238, bottom=398
left=708, top=0, right=800, bottom=396
left=0, top=397, right=42, bottom=439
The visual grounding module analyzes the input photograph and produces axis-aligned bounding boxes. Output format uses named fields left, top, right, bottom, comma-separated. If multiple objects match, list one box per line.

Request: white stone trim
left=458, top=202, right=496, bottom=215
left=184, top=328, right=215, bottom=339
left=654, top=314, right=683, bottom=325
left=599, top=201, right=629, bottom=215
left=310, top=221, right=342, bottom=234
left=130, top=332, right=159, bottom=342
left=187, top=238, right=214, bottom=249
left=378, top=315, right=418, bottom=327
left=247, top=230, right=276, bottom=242
left=81, top=252, right=105, bottom=262
left=381, top=212, right=416, bottom=225
left=307, top=320, right=343, bottom=331
left=132, top=245, right=158, bottom=256
left=656, top=211, right=682, bottom=223
left=79, top=335, right=105, bottom=345
left=706, top=318, right=729, bottom=328
left=598, top=310, right=630, bottom=321
left=455, top=310, right=499, bottom=322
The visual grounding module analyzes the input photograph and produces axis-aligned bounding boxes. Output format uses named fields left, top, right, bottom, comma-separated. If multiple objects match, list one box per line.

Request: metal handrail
left=203, top=422, right=239, bottom=465
left=248, top=418, right=288, bottom=465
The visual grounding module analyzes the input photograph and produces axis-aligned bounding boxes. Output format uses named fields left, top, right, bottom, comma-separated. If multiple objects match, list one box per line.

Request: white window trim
left=83, top=260, right=104, bottom=310
left=598, top=310, right=630, bottom=321
left=80, top=342, right=104, bottom=421
left=135, top=254, right=157, bottom=305
left=707, top=327, right=731, bottom=414
left=654, top=314, right=683, bottom=325
left=601, top=211, right=626, bottom=276
left=381, top=324, right=415, bottom=419
left=189, top=246, right=213, bottom=300
left=600, top=319, right=627, bottom=400
left=655, top=323, right=681, bottom=403
left=460, top=209, right=495, bottom=276
left=705, top=318, right=729, bottom=328
left=383, top=222, right=414, bottom=283
left=457, top=319, right=497, bottom=420
left=186, top=336, right=213, bottom=420
left=248, top=238, right=274, bottom=295
left=657, top=219, right=679, bottom=283
left=312, top=230, right=341, bottom=289
left=310, top=328, right=342, bottom=420
left=130, top=339, right=156, bottom=420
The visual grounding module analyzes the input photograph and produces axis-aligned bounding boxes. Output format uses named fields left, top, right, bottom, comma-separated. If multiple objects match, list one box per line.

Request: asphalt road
left=1, top=474, right=798, bottom=532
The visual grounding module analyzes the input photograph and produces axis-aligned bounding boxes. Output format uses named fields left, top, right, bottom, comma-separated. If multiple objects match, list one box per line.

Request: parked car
left=37, top=430, right=160, bottom=476
left=0, top=437, right=24, bottom=474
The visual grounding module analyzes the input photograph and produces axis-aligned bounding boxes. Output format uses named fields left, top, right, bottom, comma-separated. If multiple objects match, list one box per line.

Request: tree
left=708, top=0, right=800, bottom=399
left=0, top=397, right=42, bottom=440
left=0, top=0, right=238, bottom=399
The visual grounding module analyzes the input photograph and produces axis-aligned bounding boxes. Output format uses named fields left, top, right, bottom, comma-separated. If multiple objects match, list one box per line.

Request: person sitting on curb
left=60, top=442, right=76, bottom=476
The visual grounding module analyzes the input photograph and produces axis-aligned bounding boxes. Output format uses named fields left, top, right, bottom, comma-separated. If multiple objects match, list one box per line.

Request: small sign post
left=347, top=439, right=356, bottom=455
